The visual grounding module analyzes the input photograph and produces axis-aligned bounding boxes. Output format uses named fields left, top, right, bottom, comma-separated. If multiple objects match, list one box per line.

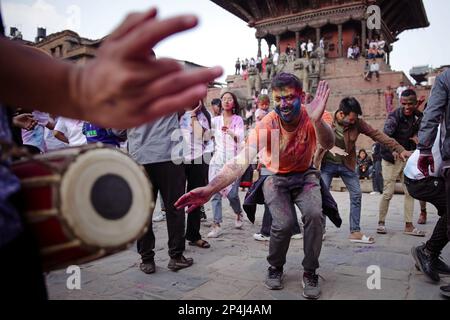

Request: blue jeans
left=321, top=162, right=362, bottom=233
left=211, top=179, right=242, bottom=224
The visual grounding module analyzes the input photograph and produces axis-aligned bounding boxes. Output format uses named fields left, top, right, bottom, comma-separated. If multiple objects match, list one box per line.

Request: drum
left=11, top=144, right=154, bottom=271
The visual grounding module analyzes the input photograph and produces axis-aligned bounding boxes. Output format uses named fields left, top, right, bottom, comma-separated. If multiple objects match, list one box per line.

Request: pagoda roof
left=211, top=0, right=429, bottom=38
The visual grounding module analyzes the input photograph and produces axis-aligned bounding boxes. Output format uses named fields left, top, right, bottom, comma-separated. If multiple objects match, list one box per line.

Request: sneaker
left=433, top=256, right=450, bottom=275
left=167, top=255, right=193, bottom=271
left=370, top=191, right=381, bottom=195
left=139, top=261, right=156, bottom=274
left=302, top=271, right=321, bottom=299
left=152, top=211, right=166, bottom=222
left=235, top=214, right=243, bottom=229
left=411, top=244, right=440, bottom=282
left=264, top=266, right=284, bottom=290
left=207, top=225, right=222, bottom=238
left=440, top=285, right=450, bottom=298
left=253, top=233, right=270, bottom=241
left=291, top=233, right=303, bottom=240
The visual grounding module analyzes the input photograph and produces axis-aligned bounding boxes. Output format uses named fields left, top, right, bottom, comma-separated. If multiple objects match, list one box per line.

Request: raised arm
left=304, top=81, right=334, bottom=149
left=359, top=118, right=410, bottom=160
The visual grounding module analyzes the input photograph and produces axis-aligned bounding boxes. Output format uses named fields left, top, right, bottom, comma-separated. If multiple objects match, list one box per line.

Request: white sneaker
left=207, top=225, right=222, bottom=238
left=291, top=233, right=303, bottom=240
left=253, top=233, right=270, bottom=241
left=370, top=191, right=381, bottom=195
left=235, top=215, right=243, bottom=229
left=152, top=211, right=166, bottom=222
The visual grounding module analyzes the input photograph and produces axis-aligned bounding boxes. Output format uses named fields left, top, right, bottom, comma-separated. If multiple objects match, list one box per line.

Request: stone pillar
left=257, top=38, right=262, bottom=58
left=337, top=24, right=343, bottom=57
left=56, top=45, right=62, bottom=57
left=276, top=34, right=281, bottom=53
left=316, top=27, right=321, bottom=47
left=295, top=31, right=300, bottom=58
left=361, top=19, right=366, bottom=57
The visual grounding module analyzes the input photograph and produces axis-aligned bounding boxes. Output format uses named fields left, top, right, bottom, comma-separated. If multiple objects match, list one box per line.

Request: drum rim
left=59, top=147, right=154, bottom=249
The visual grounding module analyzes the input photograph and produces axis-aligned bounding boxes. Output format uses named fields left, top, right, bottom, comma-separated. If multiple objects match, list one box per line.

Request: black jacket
left=243, top=172, right=342, bottom=228
left=381, top=107, right=422, bottom=163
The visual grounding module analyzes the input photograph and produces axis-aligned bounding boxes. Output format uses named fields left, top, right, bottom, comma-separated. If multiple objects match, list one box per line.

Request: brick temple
left=208, top=0, right=431, bottom=150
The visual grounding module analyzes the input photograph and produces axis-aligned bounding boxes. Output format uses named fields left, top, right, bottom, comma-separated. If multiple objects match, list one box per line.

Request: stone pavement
left=46, top=190, right=450, bottom=300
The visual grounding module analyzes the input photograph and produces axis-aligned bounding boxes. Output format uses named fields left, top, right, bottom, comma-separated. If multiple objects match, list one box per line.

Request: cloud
left=2, top=0, right=80, bottom=41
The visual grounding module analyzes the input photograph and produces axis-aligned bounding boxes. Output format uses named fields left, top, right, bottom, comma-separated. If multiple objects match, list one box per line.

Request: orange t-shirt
left=249, top=108, right=332, bottom=174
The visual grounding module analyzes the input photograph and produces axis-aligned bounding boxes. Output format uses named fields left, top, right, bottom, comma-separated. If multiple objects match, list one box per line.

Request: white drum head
left=60, top=148, right=153, bottom=248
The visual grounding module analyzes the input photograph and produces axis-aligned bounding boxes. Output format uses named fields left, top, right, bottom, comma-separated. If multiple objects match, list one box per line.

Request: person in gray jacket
left=417, top=68, right=450, bottom=298
left=117, top=114, right=193, bottom=274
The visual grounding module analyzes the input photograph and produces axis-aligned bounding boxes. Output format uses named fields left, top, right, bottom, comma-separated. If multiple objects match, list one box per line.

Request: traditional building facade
left=208, top=0, right=431, bottom=151
left=211, top=0, right=428, bottom=62
left=33, top=30, right=102, bottom=65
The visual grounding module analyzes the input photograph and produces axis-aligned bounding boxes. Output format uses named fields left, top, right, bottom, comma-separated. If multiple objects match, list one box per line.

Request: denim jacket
left=418, top=69, right=450, bottom=163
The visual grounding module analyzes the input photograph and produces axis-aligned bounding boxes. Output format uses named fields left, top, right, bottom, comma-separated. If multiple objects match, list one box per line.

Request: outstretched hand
left=12, top=113, right=37, bottom=131
left=398, top=150, right=412, bottom=162
left=72, top=8, right=223, bottom=128
left=304, top=80, right=330, bottom=122
left=175, top=186, right=213, bottom=214
left=329, top=146, right=348, bottom=157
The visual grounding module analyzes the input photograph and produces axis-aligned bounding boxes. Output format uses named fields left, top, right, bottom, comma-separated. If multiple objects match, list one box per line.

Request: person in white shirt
left=369, top=40, right=378, bottom=50
left=319, top=38, right=324, bottom=49
left=272, top=50, right=279, bottom=67
left=254, top=94, right=270, bottom=123
left=53, top=117, right=87, bottom=146
left=366, top=59, right=380, bottom=81
left=377, top=39, right=386, bottom=57
left=300, top=41, right=307, bottom=58
left=396, top=81, right=409, bottom=100
left=207, top=92, right=245, bottom=238
left=179, top=100, right=213, bottom=248
left=21, top=110, right=53, bottom=154
left=44, top=115, right=67, bottom=151
left=347, top=46, right=354, bottom=59
left=307, top=39, right=314, bottom=58
left=404, top=125, right=450, bottom=283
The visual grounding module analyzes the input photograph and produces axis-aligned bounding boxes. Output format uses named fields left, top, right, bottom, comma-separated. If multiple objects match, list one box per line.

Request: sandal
left=188, top=239, right=211, bottom=248
left=349, top=234, right=375, bottom=244
left=376, top=225, right=387, bottom=234
left=404, top=228, right=426, bottom=237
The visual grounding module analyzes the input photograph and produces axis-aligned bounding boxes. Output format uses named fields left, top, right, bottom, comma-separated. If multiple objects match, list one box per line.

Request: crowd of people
left=365, top=36, right=386, bottom=59
left=235, top=56, right=263, bottom=76
left=1, top=7, right=449, bottom=301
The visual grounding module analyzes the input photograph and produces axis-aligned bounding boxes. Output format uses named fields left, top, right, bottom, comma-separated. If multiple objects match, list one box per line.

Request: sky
left=2, top=0, right=449, bottom=83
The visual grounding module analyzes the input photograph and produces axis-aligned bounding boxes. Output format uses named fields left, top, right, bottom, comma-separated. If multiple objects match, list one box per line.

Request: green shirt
left=324, top=121, right=346, bottom=164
